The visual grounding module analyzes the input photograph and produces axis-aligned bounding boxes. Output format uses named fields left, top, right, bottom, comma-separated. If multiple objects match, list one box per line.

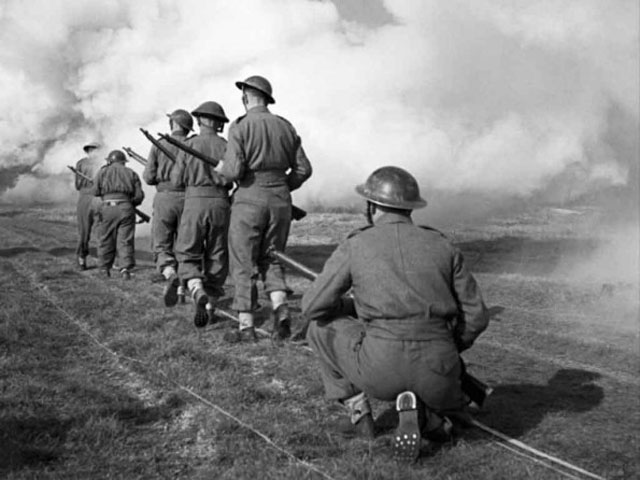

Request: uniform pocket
left=426, top=343, right=460, bottom=377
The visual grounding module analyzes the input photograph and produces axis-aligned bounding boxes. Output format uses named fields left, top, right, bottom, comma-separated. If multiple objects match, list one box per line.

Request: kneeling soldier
left=93, top=150, right=145, bottom=279
left=302, top=166, right=489, bottom=462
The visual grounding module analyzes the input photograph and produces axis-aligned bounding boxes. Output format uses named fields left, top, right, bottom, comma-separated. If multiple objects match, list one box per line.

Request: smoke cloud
left=0, top=0, right=637, bottom=211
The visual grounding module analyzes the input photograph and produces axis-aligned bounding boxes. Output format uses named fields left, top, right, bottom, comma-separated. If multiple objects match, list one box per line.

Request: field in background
left=0, top=204, right=638, bottom=479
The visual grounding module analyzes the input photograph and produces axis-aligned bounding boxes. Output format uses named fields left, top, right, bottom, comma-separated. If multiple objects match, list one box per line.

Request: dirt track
left=1, top=206, right=638, bottom=479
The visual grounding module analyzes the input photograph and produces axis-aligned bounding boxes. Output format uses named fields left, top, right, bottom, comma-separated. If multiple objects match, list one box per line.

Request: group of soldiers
left=73, top=75, right=490, bottom=462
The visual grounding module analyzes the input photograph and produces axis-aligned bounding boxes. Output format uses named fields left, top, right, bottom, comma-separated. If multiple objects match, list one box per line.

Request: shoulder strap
left=347, top=224, right=373, bottom=238
left=418, top=225, right=450, bottom=240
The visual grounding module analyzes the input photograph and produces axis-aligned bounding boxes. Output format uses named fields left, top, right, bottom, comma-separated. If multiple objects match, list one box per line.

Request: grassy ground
left=0, top=205, right=638, bottom=479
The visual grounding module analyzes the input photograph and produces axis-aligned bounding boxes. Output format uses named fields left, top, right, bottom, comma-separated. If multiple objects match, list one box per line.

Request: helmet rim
left=355, top=166, right=427, bottom=210
left=235, top=75, right=275, bottom=104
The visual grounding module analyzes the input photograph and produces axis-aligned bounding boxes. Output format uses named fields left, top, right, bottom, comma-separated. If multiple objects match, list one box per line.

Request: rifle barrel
left=158, top=133, right=218, bottom=167
left=123, top=147, right=147, bottom=165
left=67, top=165, right=93, bottom=183
left=269, top=248, right=317, bottom=280
left=139, top=128, right=177, bottom=162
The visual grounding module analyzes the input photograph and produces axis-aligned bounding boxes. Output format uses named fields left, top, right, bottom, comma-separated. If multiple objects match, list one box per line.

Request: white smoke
left=0, top=0, right=637, bottom=207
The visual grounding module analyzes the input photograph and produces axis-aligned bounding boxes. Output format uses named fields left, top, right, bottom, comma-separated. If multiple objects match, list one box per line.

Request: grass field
left=0, top=204, right=638, bottom=479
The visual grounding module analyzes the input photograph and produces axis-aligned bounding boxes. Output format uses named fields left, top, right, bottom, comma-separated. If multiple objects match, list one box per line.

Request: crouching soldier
left=93, top=150, right=145, bottom=279
left=302, top=166, right=489, bottom=462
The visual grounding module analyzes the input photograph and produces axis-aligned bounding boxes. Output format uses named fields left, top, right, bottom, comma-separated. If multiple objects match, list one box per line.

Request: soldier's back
left=347, top=216, right=459, bottom=322
left=99, top=163, right=138, bottom=194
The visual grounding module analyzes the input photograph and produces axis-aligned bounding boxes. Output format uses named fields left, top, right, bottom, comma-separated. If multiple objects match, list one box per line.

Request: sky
left=0, top=0, right=638, bottom=218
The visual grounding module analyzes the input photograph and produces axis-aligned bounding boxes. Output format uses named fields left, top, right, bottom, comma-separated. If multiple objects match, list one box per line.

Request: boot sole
left=393, top=391, right=421, bottom=463
left=193, top=293, right=209, bottom=328
left=272, top=320, right=291, bottom=341
left=163, top=280, right=179, bottom=307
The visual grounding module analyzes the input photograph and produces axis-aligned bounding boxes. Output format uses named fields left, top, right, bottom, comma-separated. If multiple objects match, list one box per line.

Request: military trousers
left=97, top=202, right=136, bottom=270
left=175, top=196, right=230, bottom=296
left=76, top=193, right=98, bottom=258
left=307, top=316, right=465, bottom=411
left=152, top=191, right=184, bottom=272
left=228, top=192, right=291, bottom=312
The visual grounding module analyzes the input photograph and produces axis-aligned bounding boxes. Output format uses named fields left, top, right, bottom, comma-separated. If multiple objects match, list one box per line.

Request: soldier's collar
left=247, top=105, right=270, bottom=114
left=376, top=212, right=413, bottom=225
left=198, top=125, right=218, bottom=134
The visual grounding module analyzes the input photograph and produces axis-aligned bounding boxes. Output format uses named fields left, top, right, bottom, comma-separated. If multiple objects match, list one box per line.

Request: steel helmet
left=191, top=101, right=229, bottom=123
left=235, top=75, right=275, bottom=104
left=83, top=141, right=100, bottom=153
left=355, top=166, right=427, bottom=210
left=106, top=150, right=127, bottom=164
left=166, top=109, right=194, bottom=131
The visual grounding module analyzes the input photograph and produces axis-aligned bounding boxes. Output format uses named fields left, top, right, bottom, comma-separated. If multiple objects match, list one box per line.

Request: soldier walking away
left=93, top=150, right=145, bottom=279
left=143, top=109, right=192, bottom=300
left=166, top=101, right=230, bottom=328
left=220, top=75, right=312, bottom=343
left=74, top=141, right=102, bottom=270
left=302, top=167, right=489, bottom=462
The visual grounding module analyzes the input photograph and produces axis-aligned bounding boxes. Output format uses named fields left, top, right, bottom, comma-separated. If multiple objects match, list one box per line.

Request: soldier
left=74, top=141, right=102, bottom=270
left=143, top=109, right=192, bottom=300
left=220, top=75, right=312, bottom=343
left=166, top=101, right=230, bottom=328
left=302, top=166, right=489, bottom=462
left=93, top=150, right=145, bottom=279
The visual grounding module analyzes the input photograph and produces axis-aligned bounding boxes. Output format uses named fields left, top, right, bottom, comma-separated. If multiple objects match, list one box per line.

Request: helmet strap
left=241, top=91, right=249, bottom=111
left=365, top=202, right=376, bottom=226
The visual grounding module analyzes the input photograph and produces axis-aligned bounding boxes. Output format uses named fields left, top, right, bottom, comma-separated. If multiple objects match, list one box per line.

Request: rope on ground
left=474, top=420, right=606, bottom=480
left=489, top=442, right=584, bottom=480
left=16, top=262, right=337, bottom=480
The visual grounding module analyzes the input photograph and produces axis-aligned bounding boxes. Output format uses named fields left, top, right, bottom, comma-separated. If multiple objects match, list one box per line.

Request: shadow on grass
left=485, top=368, right=604, bottom=437
left=0, top=417, right=69, bottom=472
left=0, top=391, right=185, bottom=475
left=0, top=247, right=40, bottom=258
left=0, top=244, right=154, bottom=266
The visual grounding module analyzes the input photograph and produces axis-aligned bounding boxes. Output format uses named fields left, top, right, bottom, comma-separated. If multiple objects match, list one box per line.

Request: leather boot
left=271, top=304, right=291, bottom=342
left=393, top=391, right=421, bottom=463
left=333, top=413, right=375, bottom=439
left=192, top=288, right=209, bottom=328
left=223, top=327, right=258, bottom=344
left=163, top=274, right=180, bottom=307
left=337, top=392, right=375, bottom=439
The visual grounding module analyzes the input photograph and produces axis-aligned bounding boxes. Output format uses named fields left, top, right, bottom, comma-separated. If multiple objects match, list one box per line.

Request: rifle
left=268, top=247, right=493, bottom=408
left=158, top=133, right=219, bottom=167
left=122, top=147, right=147, bottom=166
left=158, top=132, right=307, bottom=221
left=139, top=128, right=177, bottom=162
left=67, top=165, right=151, bottom=224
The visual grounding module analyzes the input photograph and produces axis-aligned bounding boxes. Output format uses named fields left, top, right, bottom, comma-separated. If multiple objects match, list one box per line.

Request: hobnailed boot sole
left=393, top=391, right=421, bottom=463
